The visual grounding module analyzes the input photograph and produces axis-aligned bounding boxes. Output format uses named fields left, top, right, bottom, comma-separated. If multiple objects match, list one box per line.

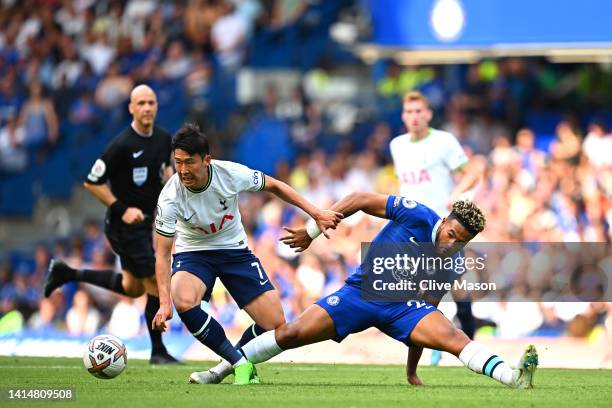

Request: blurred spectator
left=80, top=31, right=116, bottom=76
left=107, top=298, right=142, bottom=339
left=66, top=289, right=100, bottom=335
left=551, top=120, right=582, bottom=165
left=0, top=70, right=23, bottom=126
left=583, top=120, right=612, bottom=169
left=94, top=61, right=133, bottom=110
left=161, top=40, right=191, bottom=79
left=52, top=37, right=83, bottom=89
left=211, top=1, right=247, bottom=71
left=0, top=298, right=24, bottom=334
left=17, top=81, right=59, bottom=149
left=28, top=297, right=58, bottom=331
left=0, top=114, right=27, bottom=174
left=68, top=89, right=100, bottom=128
left=184, top=0, right=220, bottom=50
left=55, top=0, right=87, bottom=38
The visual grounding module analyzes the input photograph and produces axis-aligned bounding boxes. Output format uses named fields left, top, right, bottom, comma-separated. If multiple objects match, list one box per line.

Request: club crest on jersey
left=133, top=166, right=148, bottom=186
left=326, top=295, right=340, bottom=306
left=402, top=198, right=417, bottom=209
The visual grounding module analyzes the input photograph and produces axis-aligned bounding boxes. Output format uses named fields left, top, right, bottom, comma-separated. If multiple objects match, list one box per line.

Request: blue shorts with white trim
left=172, top=248, right=274, bottom=309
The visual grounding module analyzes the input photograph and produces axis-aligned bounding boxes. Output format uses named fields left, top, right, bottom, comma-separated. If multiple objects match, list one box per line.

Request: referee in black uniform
left=45, top=85, right=178, bottom=364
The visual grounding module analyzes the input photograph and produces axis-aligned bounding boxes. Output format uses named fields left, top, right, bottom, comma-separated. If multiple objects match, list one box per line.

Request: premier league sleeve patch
left=133, top=166, right=148, bottom=186
left=402, top=198, right=417, bottom=209
left=87, top=159, right=106, bottom=183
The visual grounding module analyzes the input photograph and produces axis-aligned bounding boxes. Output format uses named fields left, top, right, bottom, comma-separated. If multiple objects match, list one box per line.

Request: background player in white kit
left=390, top=91, right=480, bottom=216
left=152, top=124, right=342, bottom=384
left=389, top=91, right=480, bottom=374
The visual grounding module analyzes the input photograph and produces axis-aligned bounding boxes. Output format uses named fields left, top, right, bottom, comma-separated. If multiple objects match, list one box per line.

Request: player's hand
left=152, top=303, right=173, bottom=332
left=407, top=373, right=425, bottom=386
left=122, top=207, right=145, bottom=224
left=314, top=209, right=344, bottom=239
left=280, top=226, right=313, bottom=253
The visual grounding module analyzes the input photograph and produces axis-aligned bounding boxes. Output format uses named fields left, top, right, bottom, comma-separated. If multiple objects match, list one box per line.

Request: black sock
left=145, top=295, right=167, bottom=355
left=235, top=324, right=267, bottom=348
left=77, top=269, right=126, bottom=295
left=456, top=300, right=475, bottom=339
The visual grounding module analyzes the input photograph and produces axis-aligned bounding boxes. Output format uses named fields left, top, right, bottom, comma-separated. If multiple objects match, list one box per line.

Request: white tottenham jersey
left=389, top=128, right=468, bottom=217
left=155, top=160, right=265, bottom=253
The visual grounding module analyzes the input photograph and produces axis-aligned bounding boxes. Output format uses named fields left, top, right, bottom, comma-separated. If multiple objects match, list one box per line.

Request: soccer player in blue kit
left=232, top=193, right=538, bottom=389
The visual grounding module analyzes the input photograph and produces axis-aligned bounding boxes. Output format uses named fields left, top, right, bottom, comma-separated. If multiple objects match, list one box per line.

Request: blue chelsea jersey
left=345, top=196, right=460, bottom=286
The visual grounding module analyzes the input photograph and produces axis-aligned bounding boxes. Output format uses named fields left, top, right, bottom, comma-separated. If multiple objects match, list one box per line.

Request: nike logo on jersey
left=184, top=213, right=195, bottom=222
left=259, top=279, right=269, bottom=286
left=132, top=150, right=144, bottom=158
left=409, top=236, right=420, bottom=246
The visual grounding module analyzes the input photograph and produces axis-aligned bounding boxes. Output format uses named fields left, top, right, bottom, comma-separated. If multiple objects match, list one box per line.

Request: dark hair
left=448, top=200, right=486, bottom=236
left=171, top=123, right=210, bottom=157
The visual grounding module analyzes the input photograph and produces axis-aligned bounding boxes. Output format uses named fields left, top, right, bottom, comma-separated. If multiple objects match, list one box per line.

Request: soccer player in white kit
left=389, top=91, right=480, bottom=377
left=390, top=91, right=479, bottom=216
left=151, top=124, right=342, bottom=384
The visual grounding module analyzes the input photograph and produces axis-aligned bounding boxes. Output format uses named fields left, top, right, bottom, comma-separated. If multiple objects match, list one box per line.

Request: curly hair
left=449, top=200, right=486, bottom=236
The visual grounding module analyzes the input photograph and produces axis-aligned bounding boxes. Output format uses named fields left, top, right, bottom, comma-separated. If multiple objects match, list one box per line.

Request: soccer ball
left=83, top=334, right=127, bottom=379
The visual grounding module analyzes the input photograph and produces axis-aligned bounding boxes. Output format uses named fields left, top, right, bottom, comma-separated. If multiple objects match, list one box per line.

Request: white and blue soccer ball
left=83, top=334, right=127, bottom=379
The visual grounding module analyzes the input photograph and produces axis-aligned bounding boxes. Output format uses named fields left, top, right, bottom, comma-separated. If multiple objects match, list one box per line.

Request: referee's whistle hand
left=122, top=207, right=145, bottom=224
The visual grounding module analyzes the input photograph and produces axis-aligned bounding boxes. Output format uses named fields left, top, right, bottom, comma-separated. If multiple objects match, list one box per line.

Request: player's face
left=434, top=218, right=473, bottom=256
left=129, top=90, right=158, bottom=129
left=401, top=100, right=432, bottom=136
left=174, top=149, right=211, bottom=188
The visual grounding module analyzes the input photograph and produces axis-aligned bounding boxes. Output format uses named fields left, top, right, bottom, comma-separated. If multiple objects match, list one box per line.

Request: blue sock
left=235, top=324, right=266, bottom=348
left=178, top=306, right=243, bottom=365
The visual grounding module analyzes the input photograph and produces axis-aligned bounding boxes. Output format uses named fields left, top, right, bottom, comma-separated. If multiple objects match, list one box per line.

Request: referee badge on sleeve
left=87, top=159, right=106, bottom=182
left=133, top=166, right=148, bottom=186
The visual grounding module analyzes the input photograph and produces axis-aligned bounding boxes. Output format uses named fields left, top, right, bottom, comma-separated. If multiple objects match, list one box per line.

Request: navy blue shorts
left=172, top=248, right=274, bottom=309
left=315, top=283, right=438, bottom=344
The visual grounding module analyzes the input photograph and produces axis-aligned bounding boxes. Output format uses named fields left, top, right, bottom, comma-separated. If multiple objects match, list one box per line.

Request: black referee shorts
left=104, top=213, right=155, bottom=278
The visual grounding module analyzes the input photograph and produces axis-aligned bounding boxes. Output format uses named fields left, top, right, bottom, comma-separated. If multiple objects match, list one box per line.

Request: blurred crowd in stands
left=0, top=0, right=611, bottom=350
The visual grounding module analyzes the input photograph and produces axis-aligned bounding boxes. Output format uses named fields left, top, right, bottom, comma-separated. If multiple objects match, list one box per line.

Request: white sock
left=210, top=360, right=233, bottom=376
left=458, top=341, right=514, bottom=386
left=232, top=356, right=247, bottom=368
left=241, top=330, right=283, bottom=364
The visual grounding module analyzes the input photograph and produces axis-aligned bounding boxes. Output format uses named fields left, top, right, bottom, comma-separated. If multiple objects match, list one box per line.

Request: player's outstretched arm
left=328, top=191, right=389, bottom=219
left=262, top=175, right=343, bottom=238
left=152, top=232, right=174, bottom=332
left=280, top=192, right=389, bottom=252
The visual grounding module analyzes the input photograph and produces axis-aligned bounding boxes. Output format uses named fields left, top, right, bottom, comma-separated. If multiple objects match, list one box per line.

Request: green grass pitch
left=1, top=357, right=611, bottom=408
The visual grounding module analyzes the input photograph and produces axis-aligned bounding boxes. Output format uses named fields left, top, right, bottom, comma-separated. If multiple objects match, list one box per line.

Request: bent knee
left=276, top=323, right=300, bottom=348
left=122, top=280, right=145, bottom=297
left=171, top=288, right=200, bottom=313
left=445, top=327, right=470, bottom=355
